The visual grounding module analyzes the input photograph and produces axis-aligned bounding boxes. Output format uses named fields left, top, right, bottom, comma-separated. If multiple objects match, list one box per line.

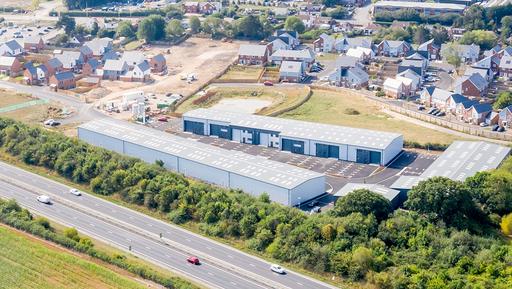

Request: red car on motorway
left=263, top=81, right=273, bottom=86
left=187, top=256, right=200, bottom=265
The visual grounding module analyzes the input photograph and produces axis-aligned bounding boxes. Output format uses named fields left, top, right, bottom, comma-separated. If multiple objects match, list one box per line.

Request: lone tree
left=284, top=16, right=305, bottom=34
left=331, top=189, right=392, bottom=221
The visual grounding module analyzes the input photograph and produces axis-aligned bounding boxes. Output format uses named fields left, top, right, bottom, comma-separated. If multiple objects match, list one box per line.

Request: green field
left=218, top=65, right=263, bottom=81
left=281, top=89, right=461, bottom=145
left=0, top=225, right=147, bottom=289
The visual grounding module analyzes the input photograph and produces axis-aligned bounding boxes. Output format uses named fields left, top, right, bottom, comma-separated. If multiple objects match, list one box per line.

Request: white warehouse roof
left=391, top=141, right=511, bottom=190
left=334, top=183, right=400, bottom=201
left=78, top=119, right=324, bottom=190
left=183, top=108, right=402, bottom=150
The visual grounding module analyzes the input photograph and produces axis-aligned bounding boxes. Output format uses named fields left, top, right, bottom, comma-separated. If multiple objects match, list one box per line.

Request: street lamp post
left=297, top=197, right=302, bottom=209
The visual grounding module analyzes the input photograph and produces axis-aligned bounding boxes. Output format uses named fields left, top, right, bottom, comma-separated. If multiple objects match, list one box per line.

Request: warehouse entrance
left=210, top=124, right=231, bottom=139
left=282, top=138, right=305, bottom=154
left=315, top=143, right=339, bottom=159
left=184, top=120, right=205, bottom=135
left=356, top=149, right=381, bottom=165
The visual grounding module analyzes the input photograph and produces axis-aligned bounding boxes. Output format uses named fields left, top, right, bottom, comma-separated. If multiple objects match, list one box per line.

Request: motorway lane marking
left=206, top=246, right=212, bottom=250
left=249, top=263, right=255, bottom=267
left=227, top=254, right=233, bottom=259
left=297, top=282, right=303, bottom=286
left=147, top=223, right=153, bottom=227
left=230, top=282, right=237, bottom=285
left=186, top=238, right=191, bottom=242
left=90, top=223, right=95, bottom=227
left=108, top=230, right=113, bottom=234
left=208, top=272, right=214, bottom=276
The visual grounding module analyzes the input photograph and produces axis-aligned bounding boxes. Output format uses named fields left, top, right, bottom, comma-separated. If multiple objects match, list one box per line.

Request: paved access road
left=0, top=161, right=337, bottom=289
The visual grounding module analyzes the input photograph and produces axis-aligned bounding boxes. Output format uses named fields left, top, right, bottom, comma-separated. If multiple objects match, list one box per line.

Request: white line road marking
left=228, top=255, right=233, bottom=259
left=186, top=238, right=191, bottom=242
left=108, top=230, right=113, bottom=234
left=230, top=282, right=237, bottom=285
left=90, top=223, right=95, bottom=227
left=208, top=272, right=214, bottom=276
left=249, top=263, right=255, bottom=267
left=206, top=246, right=212, bottom=250
left=146, top=246, right=151, bottom=250
left=297, top=282, right=303, bottom=286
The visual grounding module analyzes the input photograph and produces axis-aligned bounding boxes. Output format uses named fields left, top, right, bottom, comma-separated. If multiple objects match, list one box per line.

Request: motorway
left=0, top=161, right=337, bottom=289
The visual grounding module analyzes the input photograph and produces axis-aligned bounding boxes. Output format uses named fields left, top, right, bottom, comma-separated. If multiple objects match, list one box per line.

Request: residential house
left=238, top=44, right=271, bottom=66
left=383, top=77, right=411, bottom=99
left=454, top=73, right=488, bottom=98
left=420, top=86, right=452, bottom=109
left=328, top=66, right=369, bottom=89
left=455, top=99, right=478, bottom=118
left=335, top=55, right=364, bottom=70
left=23, top=62, right=38, bottom=85
left=376, top=40, right=412, bottom=57
left=463, top=102, right=493, bottom=125
left=473, top=55, right=500, bottom=76
left=102, top=59, right=128, bottom=80
left=55, top=51, right=85, bottom=72
left=101, top=50, right=119, bottom=63
left=0, top=56, right=22, bottom=77
left=334, top=22, right=354, bottom=33
left=279, top=61, right=304, bottom=83
left=441, top=43, right=480, bottom=63
left=80, top=45, right=94, bottom=61
left=334, top=37, right=372, bottom=53
left=346, top=47, right=375, bottom=63
left=446, top=93, right=469, bottom=114
left=417, top=39, right=440, bottom=60
left=21, top=35, right=45, bottom=52
left=270, top=49, right=315, bottom=68
left=82, top=58, right=101, bottom=76
left=122, top=61, right=151, bottom=82
left=299, top=14, right=333, bottom=30
left=406, top=51, right=429, bottom=67
left=83, top=37, right=113, bottom=58
left=269, top=30, right=300, bottom=50
left=448, top=27, right=466, bottom=41
left=183, top=2, right=199, bottom=13
left=464, top=66, right=492, bottom=82
left=268, top=37, right=289, bottom=53
left=483, top=44, right=502, bottom=58
left=183, top=1, right=221, bottom=14
left=498, top=105, right=512, bottom=128
left=150, top=54, right=167, bottom=73
left=49, top=71, right=76, bottom=90
left=499, top=55, right=512, bottom=80
left=397, top=69, right=421, bottom=92
left=398, top=59, right=426, bottom=77
left=372, top=1, right=466, bottom=16
left=313, top=33, right=335, bottom=53
left=45, top=57, right=63, bottom=76
left=0, top=39, right=24, bottom=57
left=499, top=47, right=512, bottom=58
left=121, top=51, right=147, bottom=68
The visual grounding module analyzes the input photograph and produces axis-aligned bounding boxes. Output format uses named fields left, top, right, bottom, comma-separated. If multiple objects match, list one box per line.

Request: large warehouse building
left=182, top=108, right=403, bottom=165
left=391, top=141, right=511, bottom=191
left=78, top=119, right=326, bottom=207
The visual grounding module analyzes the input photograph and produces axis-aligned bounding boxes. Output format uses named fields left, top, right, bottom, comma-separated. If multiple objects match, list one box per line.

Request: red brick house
left=45, top=57, right=63, bottom=76
left=22, top=35, right=45, bottom=52
left=82, top=58, right=101, bottom=76
left=0, top=56, right=22, bottom=77
left=454, top=73, right=488, bottom=98
left=149, top=54, right=167, bottom=73
left=498, top=105, right=512, bottom=128
left=238, top=44, right=271, bottom=66
left=183, top=2, right=199, bottom=13
left=417, top=39, right=440, bottom=60
left=49, top=71, right=76, bottom=90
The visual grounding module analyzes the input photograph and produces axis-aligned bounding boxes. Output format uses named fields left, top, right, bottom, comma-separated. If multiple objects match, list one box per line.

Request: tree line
left=0, top=117, right=511, bottom=288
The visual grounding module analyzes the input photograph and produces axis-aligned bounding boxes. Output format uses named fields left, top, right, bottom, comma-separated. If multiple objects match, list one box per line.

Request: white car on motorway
left=270, top=264, right=285, bottom=274
left=69, top=188, right=81, bottom=196
left=36, top=195, right=51, bottom=204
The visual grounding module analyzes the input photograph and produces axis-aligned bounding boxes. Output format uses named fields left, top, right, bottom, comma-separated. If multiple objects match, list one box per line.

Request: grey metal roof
left=374, top=1, right=466, bottom=10
left=0, top=56, right=16, bottom=66
left=456, top=73, right=488, bottom=91
left=335, top=55, right=360, bottom=68
left=334, top=183, right=400, bottom=201
left=238, top=44, right=268, bottom=57
left=78, top=119, right=324, bottom=190
left=121, top=51, right=146, bottom=65
left=183, top=108, right=403, bottom=150
left=151, top=54, right=166, bottom=63
left=280, top=61, right=302, bottom=74
left=271, top=49, right=314, bottom=60
left=390, top=175, right=423, bottom=191
left=348, top=67, right=369, bottom=82
left=422, top=141, right=510, bottom=181
left=103, top=59, right=127, bottom=71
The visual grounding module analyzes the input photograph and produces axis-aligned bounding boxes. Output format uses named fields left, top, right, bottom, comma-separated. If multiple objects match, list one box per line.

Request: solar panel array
left=184, top=108, right=403, bottom=150
left=79, top=119, right=324, bottom=189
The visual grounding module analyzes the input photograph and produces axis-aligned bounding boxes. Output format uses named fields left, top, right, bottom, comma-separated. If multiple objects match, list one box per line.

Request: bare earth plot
left=96, top=38, right=245, bottom=120
left=175, top=85, right=310, bottom=115
left=0, top=225, right=148, bottom=289
left=0, top=89, right=58, bottom=125
left=280, top=89, right=462, bottom=145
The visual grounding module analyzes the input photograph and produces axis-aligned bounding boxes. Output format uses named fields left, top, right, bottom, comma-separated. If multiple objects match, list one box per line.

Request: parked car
left=497, top=126, right=505, bottom=132
left=37, top=195, right=51, bottom=204
left=310, top=206, right=321, bottom=214
left=69, top=189, right=81, bottom=196
left=492, top=125, right=499, bottom=131
left=263, top=81, right=273, bottom=86
left=187, top=256, right=200, bottom=265
left=158, top=117, right=168, bottom=122
left=270, top=264, right=285, bottom=274
left=427, top=107, right=436, bottom=114
left=480, top=122, right=489, bottom=127
left=417, top=105, right=425, bottom=110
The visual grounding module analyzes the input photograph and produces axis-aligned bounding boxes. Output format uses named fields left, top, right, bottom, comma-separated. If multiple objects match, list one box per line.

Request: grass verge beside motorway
left=0, top=224, right=157, bottom=289
left=280, top=89, right=462, bottom=145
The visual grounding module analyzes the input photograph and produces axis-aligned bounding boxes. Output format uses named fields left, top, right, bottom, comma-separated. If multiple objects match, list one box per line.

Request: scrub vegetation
left=0, top=117, right=511, bottom=288
left=280, top=89, right=461, bottom=145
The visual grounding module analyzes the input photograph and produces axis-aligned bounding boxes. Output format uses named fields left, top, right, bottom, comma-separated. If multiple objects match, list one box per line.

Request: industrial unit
left=182, top=108, right=403, bottom=165
left=78, top=119, right=326, bottom=207
left=391, top=141, right=511, bottom=191
left=334, top=183, right=406, bottom=209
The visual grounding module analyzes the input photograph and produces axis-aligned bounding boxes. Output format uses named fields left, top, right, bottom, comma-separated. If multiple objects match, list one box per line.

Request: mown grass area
left=124, top=40, right=144, bottom=51
left=175, top=86, right=310, bottom=115
left=0, top=89, right=34, bottom=108
left=0, top=225, right=148, bottom=289
left=218, top=65, right=263, bottom=81
left=280, top=89, right=461, bottom=145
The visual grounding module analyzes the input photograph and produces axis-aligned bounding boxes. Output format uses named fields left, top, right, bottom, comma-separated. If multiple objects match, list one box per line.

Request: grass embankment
left=0, top=89, right=55, bottom=124
left=0, top=225, right=148, bottom=289
left=280, top=89, right=461, bottom=145
left=175, top=86, right=310, bottom=115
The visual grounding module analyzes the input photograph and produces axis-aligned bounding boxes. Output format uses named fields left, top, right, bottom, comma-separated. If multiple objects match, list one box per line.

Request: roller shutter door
left=210, top=124, right=231, bottom=139
left=356, top=149, right=381, bottom=164
left=282, top=138, right=304, bottom=154
left=316, top=143, right=339, bottom=159
left=184, top=120, right=204, bottom=135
